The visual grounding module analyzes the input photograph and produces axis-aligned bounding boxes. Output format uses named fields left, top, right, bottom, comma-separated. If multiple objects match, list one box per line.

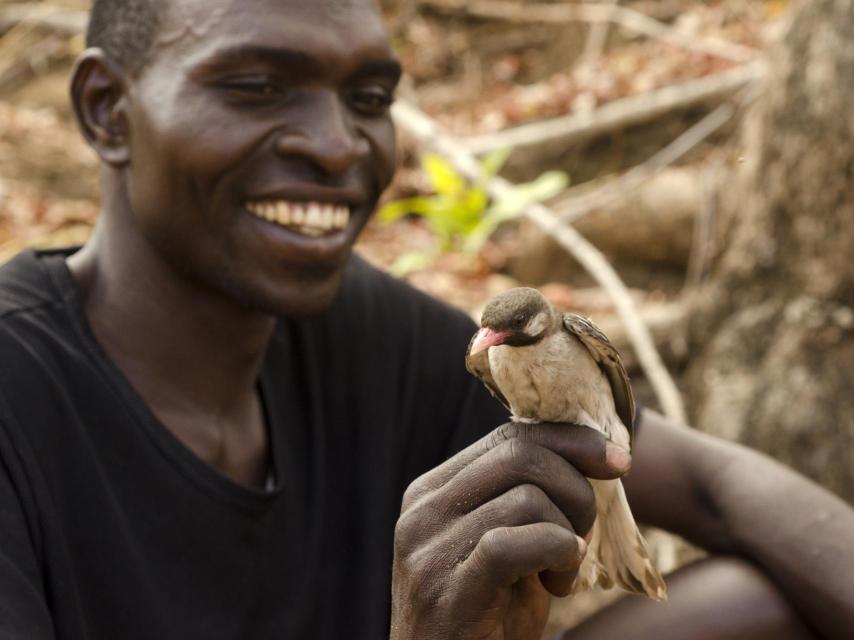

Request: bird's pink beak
left=470, top=327, right=512, bottom=355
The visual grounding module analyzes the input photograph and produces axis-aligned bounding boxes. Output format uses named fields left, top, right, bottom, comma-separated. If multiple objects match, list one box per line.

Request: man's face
left=121, top=0, right=400, bottom=316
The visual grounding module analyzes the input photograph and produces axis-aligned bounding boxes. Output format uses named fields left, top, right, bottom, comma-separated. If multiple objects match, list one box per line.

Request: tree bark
left=686, top=0, right=854, bottom=501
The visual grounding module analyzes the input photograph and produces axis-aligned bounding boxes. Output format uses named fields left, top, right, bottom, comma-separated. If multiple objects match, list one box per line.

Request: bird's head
left=469, top=287, right=555, bottom=355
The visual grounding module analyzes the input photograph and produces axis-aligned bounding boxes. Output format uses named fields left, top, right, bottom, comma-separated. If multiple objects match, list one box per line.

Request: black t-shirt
left=0, top=249, right=507, bottom=639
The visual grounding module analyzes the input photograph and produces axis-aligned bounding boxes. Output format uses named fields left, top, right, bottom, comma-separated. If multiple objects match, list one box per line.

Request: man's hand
left=390, top=422, right=631, bottom=640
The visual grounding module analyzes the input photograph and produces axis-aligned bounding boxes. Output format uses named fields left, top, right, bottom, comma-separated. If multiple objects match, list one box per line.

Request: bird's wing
left=465, top=338, right=512, bottom=413
left=562, top=313, right=636, bottom=441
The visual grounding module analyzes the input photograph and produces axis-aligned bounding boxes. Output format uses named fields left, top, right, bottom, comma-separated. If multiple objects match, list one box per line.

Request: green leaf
left=377, top=196, right=438, bottom=222
left=513, top=170, right=569, bottom=203
left=379, top=149, right=568, bottom=260
left=479, top=148, right=512, bottom=179
left=488, top=171, right=569, bottom=222
left=422, top=153, right=465, bottom=196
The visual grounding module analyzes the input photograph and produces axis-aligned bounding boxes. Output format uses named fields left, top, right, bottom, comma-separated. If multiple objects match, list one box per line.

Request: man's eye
left=349, top=86, right=394, bottom=115
left=220, top=79, right=279, bottom=99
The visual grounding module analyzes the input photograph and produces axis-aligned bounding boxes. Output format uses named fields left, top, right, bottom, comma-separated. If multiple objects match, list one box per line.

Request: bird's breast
left=488, top=333, right=619, bottom=430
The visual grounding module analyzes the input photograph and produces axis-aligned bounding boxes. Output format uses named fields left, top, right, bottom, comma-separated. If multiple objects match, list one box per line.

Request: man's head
left=72, top=0, right=400, bottom=317
left=86, top=0, right=161, bottom=74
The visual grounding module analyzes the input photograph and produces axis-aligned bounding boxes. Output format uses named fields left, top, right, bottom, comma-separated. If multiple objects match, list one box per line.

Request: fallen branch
left=393, top=100, right=687, bottom=423
left=0, top=4, right=87, bottom=36
left=463, top=62, right=765, bottom=156
left=553, top=101, right=736, bottom=225
left=0, top=35, right=69, bottom=95
left=422, top=0, right=758, bottom=63
left=593, top=301, right=688, bottom=372
left=626, top=0, right=685, bottom=22
left=582, top=0, right=620, bottom=61
left=683, top=160, right=722, bottom=294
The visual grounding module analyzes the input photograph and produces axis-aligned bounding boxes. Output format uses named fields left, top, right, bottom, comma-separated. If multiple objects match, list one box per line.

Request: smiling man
left=0, top=0, right=852, bottom=639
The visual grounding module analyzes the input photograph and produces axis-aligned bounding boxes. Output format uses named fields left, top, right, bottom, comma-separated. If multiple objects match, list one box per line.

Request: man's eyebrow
left=197, top=45, right=402, bottom=81
left=350, top=59, right=403, bottom=82
left=198, top=45, right=322, bottom=74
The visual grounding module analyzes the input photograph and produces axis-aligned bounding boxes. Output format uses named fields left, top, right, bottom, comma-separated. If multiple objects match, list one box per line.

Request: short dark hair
left=85, top=0, right=161, bottom=72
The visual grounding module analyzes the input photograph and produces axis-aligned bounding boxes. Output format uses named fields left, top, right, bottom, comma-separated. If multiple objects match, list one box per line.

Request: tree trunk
left=686, top=0, right=854, bottom=501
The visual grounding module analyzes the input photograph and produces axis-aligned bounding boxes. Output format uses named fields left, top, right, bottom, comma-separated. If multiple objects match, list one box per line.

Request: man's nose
left=274, top=93, right=369, bottom=174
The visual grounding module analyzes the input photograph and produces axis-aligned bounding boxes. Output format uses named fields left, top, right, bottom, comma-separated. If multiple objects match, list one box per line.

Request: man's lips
left=470, top=327, right=512, bottom=355
left=246, top=199, right=350, bottom=237
left=242, top=195, right=367, bottom=267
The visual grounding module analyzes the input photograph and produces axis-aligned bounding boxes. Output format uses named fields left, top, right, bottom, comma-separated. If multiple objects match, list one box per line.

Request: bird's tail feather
left=574, top=478, right=667, bottom=601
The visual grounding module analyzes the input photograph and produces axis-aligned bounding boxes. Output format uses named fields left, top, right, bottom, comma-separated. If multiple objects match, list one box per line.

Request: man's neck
left=67, top=191, right=277, bottom=486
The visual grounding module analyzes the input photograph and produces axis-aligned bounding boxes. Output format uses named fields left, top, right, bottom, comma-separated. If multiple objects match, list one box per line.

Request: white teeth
left=306, top=202, right=322, bottom=228
left=293, top=204, right=305, bottom=226
left=335, top=207, right=347, bottom=228
left=246, top=200, right=351, bottom=235
left=298, top=226, right=325, bottom=237
left=275, top=201, right=291, bottom=225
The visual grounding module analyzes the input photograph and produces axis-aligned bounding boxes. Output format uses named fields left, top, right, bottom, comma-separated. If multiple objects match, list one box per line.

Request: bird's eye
left=514, top=314, right=526, bottom=328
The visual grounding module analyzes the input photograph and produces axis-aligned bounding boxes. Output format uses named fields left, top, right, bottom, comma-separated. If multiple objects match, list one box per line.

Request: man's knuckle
left=394, top=508, right=424, bottom=553
left=489, top=422, right=518, bottom=448
left=477, top=527, right=510, bottom=565
left=401, top=475, right=428, bottom=511
left=510, top=483, right=548, bottom=521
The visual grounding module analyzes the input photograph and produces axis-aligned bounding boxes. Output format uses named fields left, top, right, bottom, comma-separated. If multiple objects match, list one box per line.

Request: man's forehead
left=158, top=0, right=378, bottom=31
left=154, top=0, right=387, bottom=59
left=324, top=0, right=361, bottom=23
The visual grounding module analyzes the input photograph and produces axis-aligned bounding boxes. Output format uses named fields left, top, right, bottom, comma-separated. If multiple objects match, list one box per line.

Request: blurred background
left=1, top=0, right=852, bottom=632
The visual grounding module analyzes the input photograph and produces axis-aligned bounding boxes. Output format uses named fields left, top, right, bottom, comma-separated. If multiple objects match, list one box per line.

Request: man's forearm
left=625, top=410, right=854, bottom=639
left=709, top=437, right=854, bottom=637
left=562, top=556, right=815, bottom=640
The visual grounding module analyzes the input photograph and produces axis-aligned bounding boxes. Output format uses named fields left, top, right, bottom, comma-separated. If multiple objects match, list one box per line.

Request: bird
left=465, top=287, right=667, bottom=601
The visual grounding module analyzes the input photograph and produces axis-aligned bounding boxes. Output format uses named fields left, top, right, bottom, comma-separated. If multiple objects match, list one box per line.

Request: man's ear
left=70, top=49, right=132, bottom=166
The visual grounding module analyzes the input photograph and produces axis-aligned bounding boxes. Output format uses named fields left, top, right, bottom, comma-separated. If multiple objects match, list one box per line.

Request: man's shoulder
left=0, top=249, right=63, bottom=320
left=0, top=249, right=80, bottom=409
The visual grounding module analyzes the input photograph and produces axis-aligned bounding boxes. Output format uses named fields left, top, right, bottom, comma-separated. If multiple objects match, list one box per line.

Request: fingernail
left=606, top=442, right=632, bottom=473
left=576, top=536, right=587, bottom=559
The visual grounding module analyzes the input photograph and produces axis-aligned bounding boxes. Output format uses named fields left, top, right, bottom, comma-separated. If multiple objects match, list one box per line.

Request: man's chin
left=239, top=268, right=347, bottom=320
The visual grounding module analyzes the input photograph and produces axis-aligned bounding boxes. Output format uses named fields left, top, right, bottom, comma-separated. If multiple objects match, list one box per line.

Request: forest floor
left=0, top=0, right=782, bottom=632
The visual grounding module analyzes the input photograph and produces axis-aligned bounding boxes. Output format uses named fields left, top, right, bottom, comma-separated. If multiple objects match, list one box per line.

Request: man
left=0, top=0, right=851, bottom=638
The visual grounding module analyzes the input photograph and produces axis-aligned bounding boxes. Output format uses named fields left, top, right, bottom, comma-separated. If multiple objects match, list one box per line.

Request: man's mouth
left=245, top=199, right=351, bottom=237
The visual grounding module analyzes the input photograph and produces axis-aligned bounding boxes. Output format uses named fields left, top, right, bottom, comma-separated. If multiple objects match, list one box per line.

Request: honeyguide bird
left=465, top=287, right=667, bottom=601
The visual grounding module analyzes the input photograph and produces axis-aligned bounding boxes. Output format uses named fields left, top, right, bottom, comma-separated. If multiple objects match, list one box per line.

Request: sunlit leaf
left=422, top=153, right=464, bottom=196
left=489, top=171, right=568, bottom=221
left=380, top=149, right=568, bottom=260
left=479, top=148, right=512, bottom=179
left=377, top=196, right=436, bottom=222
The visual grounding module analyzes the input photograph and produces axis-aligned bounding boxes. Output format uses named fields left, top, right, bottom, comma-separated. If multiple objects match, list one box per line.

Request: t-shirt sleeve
left=0, top=420, right=54, bottom=639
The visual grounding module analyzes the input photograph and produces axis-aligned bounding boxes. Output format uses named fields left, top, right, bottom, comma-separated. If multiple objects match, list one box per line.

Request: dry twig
left=392, top=100, right=688, bottom=423
left=462, top=62, right=765, bottom=156
left=422, top=0, right=758, bottom=63
left=582, top=0, right=620, bottom=61
left=0, top=4, right=86, bottom=36
left=0, top=34, right=69, bottom=95
left=553, top=101, right=737, bottom=225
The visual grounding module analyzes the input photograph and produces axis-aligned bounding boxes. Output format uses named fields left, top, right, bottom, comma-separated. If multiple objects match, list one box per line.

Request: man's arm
left=617, top=409, right=854, bottom=639
left=563, top=555, right=815, bottom=639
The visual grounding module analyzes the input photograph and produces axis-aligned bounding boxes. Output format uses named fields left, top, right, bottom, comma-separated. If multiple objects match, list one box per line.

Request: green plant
left=378, top=150, right=568, bottom=276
